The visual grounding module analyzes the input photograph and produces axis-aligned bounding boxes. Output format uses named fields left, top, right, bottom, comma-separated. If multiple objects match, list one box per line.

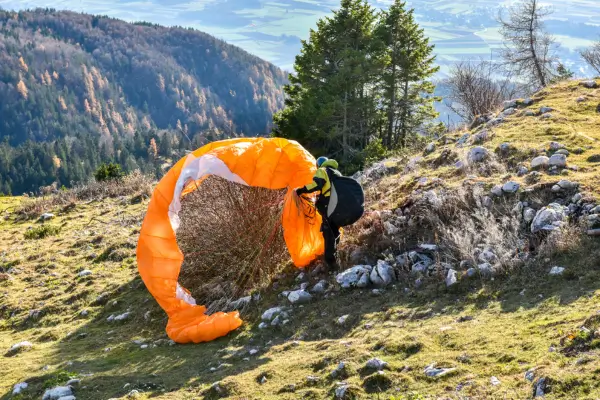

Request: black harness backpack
left=323, top=167, right=365, bottom=227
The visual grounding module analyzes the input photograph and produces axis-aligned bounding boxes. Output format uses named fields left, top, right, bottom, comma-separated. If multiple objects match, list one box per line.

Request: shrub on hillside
left=17, top=170, right=154, bottom=219
left=24, top=224, right=61, bottom=239
left=176, top=176, right=290, bottom=313
left=94, top=163, right=124, bottom=182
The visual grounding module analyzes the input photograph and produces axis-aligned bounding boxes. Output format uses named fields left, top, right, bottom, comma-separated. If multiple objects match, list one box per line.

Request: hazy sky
left=0, top=0, right=596, bottom=71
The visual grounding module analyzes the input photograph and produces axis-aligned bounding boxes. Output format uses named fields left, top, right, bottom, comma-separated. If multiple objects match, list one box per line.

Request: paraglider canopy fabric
left=136, top=138, right=324, bottom=343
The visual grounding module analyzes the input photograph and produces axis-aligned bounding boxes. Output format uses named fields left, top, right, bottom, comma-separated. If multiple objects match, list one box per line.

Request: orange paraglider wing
left=136, top=138, right=323, bottom=343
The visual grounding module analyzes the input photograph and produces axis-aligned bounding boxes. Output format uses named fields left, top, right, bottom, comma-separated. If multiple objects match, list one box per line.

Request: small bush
left=94, top=163, right=124, bottom=182
left=177, top=176, right=290, bottom=313
left=24, top=225, right=61, bottom=240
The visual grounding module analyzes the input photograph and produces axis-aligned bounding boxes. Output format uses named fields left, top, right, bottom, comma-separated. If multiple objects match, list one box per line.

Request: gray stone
left=502, top=181, right=520, bottom=194
left=541, top=113, right=553, bottom=119
left=12, top=382, right=28, bottom=395
left=366, top=358, right=388, bottom=370
left=296, top=272, right=307, bottom=282
left=472, top=130, right=492, bottom=143
left=581, top=80, right=598, bottom=89
left=466, top=268, right=477, bottom=278
left=384, top=221, right=399, bottom=235
left=261, top=307, right=283, bottom=321
left=549, top=266, right=565, bottom=276
left=531, top=156, right=549, bottom=169
left=556, top=149, right=569, bottom=156
left=311, top=280, right=328, bottom=294
left=42, top=386, right=73, bottom=400
left=502, top=100, right=517, bottom=110
left=468, top=146, right=489, bottom=163
left=557, top=179, right=578, bottom=190
left=454, top=160, right=465, bottom=169
left=336, top=265, right=372, bottom=289
left=549, top=142, right=564, bottom=151
left=540, top=107, right=554, bottom=114
left=499, top=142, right=511, bottom=153
left=446, top=269, right=458, bottom=287
left=549, top=154, right=567, bottom=168
left=501, top=107, right=516, bottom=117
left=57, top=396, right=76, bottom=400
left=525, top=369, right=536, bottom=382
left=425, top=143, right=436, bottom=154
left=337, top=315, right=349, bottom=325
left=335, top=383, right=350, bottom=399
left=491, top=185, right=503, bottom=197
left=522, top=98, right=534, bottom=106
left=411, top=262, right=429, bottom=274
left=576, top=96, right=586, bottom=103
left=230, top=296, right=251, bottom=310
left=478, top=250, right=497, bottom=264
left=531, top=203, right=568, bottom=233
left=523, top=208, right=536, bottom=224
left=10, top=341, right=32, bottom=352
left=258, top=322, right=268, bottom=329
left=40, top=213, right=55, bottom=221
left=572, top=193, right=583, bottom=203
left=424, top=363, right=456, bottom=377
left=114, top=312, right=130, bottom=322
left=66, top=379, right=80, bottom=386
left=77, top=270, right=92, bottom=277
left=478, top=263, right=493, bottom=277
left=418, top=244, right=439, bottom=252
left=491, top=376, right=501, bottom=386
left=288, top=290, right=312, bottom=304
left=330, top=362, right=347, bottom=378
left=524, top=109, right=536, bottom=116
left=534, top=377, right=550, bottom=397
left=486, top=117, right=504, bottom=127
left=370, top=260, right=396, bottom=287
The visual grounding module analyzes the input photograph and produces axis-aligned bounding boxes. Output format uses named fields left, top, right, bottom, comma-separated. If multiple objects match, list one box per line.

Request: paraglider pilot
left=295, top=157, right=341, bottom=269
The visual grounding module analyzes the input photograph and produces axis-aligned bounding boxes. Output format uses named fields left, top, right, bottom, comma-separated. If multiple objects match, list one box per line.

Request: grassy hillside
left=1, top=80, right=600, bottom=399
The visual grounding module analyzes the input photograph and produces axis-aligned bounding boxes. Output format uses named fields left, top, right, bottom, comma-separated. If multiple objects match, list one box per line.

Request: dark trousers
left=317, top=199, right=340, bottom=266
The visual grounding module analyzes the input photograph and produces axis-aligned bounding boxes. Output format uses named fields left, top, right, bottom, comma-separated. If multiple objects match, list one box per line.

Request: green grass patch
left=24, top=224, right=61, bottom=239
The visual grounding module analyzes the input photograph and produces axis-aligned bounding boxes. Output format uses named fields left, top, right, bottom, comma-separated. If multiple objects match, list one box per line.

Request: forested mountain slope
left=0, top=8, right=287, bottom=194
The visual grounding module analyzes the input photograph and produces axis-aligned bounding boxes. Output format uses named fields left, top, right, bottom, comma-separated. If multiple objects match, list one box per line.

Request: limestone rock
left=581, top=80, right=598, bottom=89
left=288, top=290, right=312, bottom=305
left=531, top=203, right=568, bottom=233
left=446, top=269, right=458, bottom=287
left=42, top=386, right=73, bottom=400
left=336, top=265, right=372, bottom=289
left=502, top=181, right=520, bottom=194
left=370, top=260, right=396, bottom=287
left=549, top=154, right=567, bottom=168
left=531, top=156, right=549, bottom=169
left=549, top=266, right=565, bottom=276
left=468, top=146, right=489, bottom=163
left=365, top=358, right=388, bottom=370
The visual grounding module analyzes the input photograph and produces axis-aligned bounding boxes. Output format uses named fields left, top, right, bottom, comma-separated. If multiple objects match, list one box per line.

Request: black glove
left=296, top=187, right=308, bottom=196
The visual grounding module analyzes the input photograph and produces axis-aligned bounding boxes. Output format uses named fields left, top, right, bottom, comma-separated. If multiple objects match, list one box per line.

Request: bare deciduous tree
left=498, top=0, right=556, bottom=90
left=445, top=60, right=516, bottom=122
left=580, top=41, right=600, bottom=75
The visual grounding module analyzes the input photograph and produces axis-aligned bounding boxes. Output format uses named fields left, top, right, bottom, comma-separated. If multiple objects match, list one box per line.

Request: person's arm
left=296, top=169, right=327, bottom=195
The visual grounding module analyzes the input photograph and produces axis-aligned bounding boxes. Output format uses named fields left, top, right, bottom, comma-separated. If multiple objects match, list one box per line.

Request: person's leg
left=323, top=219, right=340, bottom=269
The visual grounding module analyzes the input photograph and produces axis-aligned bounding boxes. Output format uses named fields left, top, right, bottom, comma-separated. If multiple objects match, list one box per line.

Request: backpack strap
left=323, top=167, right=340, bottom=196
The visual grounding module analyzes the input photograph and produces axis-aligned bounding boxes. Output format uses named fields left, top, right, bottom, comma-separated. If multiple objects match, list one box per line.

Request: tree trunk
left=528, top=0, right=546, bottom=87
left=342, top=89, right=348, bottom=160
left=399, top=79, right=409, bottom=148
left=386, top=63, right=396, bottom=149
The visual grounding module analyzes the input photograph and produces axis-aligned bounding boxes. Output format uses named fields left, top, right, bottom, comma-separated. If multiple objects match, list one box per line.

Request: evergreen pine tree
left=375, top=0, right=440, bottom=148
